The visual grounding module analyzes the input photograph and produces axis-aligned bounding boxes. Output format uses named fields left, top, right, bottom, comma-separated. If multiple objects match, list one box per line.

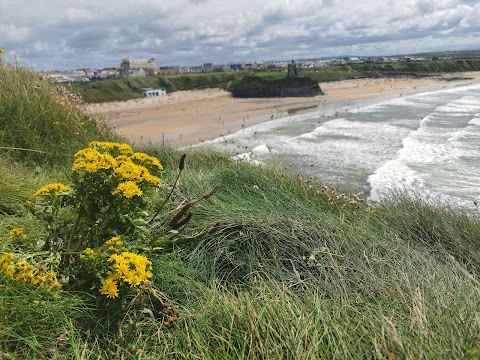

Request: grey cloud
left=1, top=0, right=479, bottom=70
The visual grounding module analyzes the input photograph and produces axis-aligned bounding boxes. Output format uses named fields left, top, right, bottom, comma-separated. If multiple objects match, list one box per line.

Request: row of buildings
left=43, top=55, right=443, bottom=83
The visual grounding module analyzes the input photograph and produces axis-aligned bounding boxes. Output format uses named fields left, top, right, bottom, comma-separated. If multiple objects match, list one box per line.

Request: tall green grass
left=0, top=59, right=114, bottom=165
left=1, top=61, right=480, bottom=359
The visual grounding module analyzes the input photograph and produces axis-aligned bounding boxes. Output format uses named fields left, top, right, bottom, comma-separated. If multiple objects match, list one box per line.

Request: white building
left=120, top=58, right=157, bottom=70
left=140, top=88, right=167, bottom=97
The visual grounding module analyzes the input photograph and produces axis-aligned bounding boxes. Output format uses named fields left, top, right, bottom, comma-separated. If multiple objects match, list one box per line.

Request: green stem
left=67, top=205, right=85, bottom=252
left=149, top=154, right=186, bottom=224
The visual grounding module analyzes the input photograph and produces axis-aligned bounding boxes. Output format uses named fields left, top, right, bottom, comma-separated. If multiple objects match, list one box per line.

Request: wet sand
left=85, top=72, right=480, bottom=148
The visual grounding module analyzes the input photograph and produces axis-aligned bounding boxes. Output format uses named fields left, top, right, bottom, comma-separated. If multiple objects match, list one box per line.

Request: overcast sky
left=1, top=0, right=479, bottom=70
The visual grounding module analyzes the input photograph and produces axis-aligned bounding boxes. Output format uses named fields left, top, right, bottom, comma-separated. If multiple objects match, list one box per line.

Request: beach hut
left=140, top=88, right=167, bottom=97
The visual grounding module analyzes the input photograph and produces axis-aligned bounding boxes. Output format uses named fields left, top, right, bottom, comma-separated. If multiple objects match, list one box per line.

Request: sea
left=196, top=82, right=480, bottom=212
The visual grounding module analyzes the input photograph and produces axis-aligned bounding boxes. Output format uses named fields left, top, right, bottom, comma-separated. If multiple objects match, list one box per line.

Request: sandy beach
left=85, top=72, right=480, bottom=148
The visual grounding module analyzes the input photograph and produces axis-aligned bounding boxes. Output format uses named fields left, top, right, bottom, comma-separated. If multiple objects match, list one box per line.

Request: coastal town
left=43, top=54, right=444, bottom=83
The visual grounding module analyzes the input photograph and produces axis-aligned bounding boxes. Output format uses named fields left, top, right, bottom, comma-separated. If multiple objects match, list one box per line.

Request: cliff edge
left=229, top=75, right=323, bottom=98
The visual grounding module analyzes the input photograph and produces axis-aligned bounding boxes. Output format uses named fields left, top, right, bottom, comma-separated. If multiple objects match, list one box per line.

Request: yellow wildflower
left=45, top=271, right=56, bottom=282
left=102, top=236, right=127, bottom=254
left=107, top=252, right=152, bottom=288
left=82, top=248, right=96, bottom=256
left=9, top=227, right=26, bottom=241
left=112, top=181, right=143, bottom=198
left=89, top=141, right=133, bottom=156
left=3, top=267, right=15, bottom=280
left=143, top=173, right=161, bottom=185
left=115, top=155, right=131, bottom=164
left=34, top=183, right=71, bottom=197
left=113, top=261, right=129, bottom=275
left=100, top=277, right=119, bottom=298
left=114, top=161, right=145, bottom=182
left=48, top=282, right=62, bottom=291
left=132, top=152, right=163, bottom=171
left=0, top=48, right=3, bottom=54
left=124, top=273, right=142, bottom=286
left=32, top=275, right=45, bottom=286
left=0, top=253, right=13, bottom=265
left=72, top=148, right=117, bottom=173
left=117, top=143, right=134, bottom=155
left=15, top=270, right=34, bottom=284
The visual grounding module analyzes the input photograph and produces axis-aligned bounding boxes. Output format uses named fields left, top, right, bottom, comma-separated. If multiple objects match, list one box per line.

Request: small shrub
left=0, top=142, right=195, bottom=338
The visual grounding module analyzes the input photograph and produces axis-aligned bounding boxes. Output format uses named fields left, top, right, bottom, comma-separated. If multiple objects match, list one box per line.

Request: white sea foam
left=252, top=144, right=274, bottom=155
left=230, top=152, right=262, bottom=166
left=468, top=117, right=480, bottom=126
left=368, top=86, right=480, bottom=207
left=368, top=162, right=425, bottom=201
left=199, top=82, right=480, bottom=210
left=423, top=97, right=480, bottom=121
left=295, top=118, right=410, bottom=142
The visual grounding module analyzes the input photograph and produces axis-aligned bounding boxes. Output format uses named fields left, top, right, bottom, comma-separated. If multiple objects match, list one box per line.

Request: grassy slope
left=0, top=61, right=116, bottom=165
left=1, top=63, right=480, bottom=359
left=302, top=59, right=480, bottom=82
left=69, top=72, right=243, bottom=103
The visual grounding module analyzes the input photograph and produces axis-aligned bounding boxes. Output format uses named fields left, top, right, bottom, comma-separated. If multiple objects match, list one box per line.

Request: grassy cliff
left=69, top=72, right=242, bottom=103
left=1, top=61, right=480, bottom=359
left=302, top=58, right=480, bottom=81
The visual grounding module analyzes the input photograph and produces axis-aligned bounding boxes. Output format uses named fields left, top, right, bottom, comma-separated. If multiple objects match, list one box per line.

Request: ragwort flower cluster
left=34, top=183, right=71, bottom=197
left=82, top=236, right=152, bottom=299
left=9, top=227, right=27, bottom=241
left=0, top=252, right=62, bottom=291
left=72, top=141, right=162, bottom=201
left=66, top=141, right=164, bottom=247
left=101, top=252, right=152, bottom=298
left=0, top=227, right=62, bottom=291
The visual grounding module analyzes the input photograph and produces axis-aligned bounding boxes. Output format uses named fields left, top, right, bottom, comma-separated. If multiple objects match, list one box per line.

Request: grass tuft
left=0, top=58, right=115, bottom=165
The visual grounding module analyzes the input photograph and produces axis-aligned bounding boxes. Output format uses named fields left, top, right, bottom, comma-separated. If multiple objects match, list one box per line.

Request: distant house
left=160, top=66, right=184, bottom=74
left=140, top=88, right=167, bottom=97
left=332, top=58, right=347, bottom=65
left=213, top=64, right=229, bottom=72
left=203, top=63, right=213, bottom=72
left=146, top=68, right=159, bottom=76
left=190, top=66, right=203, bottom=73
left=120, top=58, right=157, bottom=77
left=124, top=68, right=146, bottom=77
left=97, top=67, right=120, bottom=77
left=121, top=58, right=157, bottom=70
left=45, top=70, right=90, bottom=83
left=229, top=64, right=243, bottom=71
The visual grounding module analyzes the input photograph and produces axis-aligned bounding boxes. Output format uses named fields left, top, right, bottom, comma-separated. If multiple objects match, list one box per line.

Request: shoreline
left=85, top=72, right=480, bottom=148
